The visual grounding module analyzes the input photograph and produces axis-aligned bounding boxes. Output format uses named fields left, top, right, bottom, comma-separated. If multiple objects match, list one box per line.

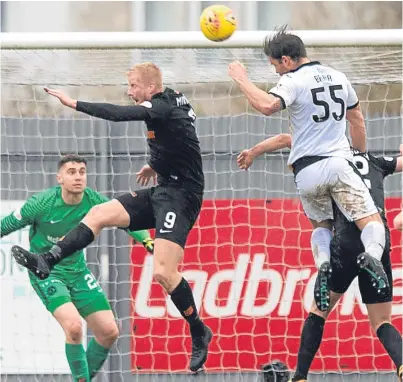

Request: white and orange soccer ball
left=200, top=5, right=237, bottom=42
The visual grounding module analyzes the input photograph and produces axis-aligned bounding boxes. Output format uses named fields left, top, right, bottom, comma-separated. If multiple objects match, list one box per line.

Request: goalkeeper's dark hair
left=58, top=154, right=87, bottom=169
left=263, top=25, right=307, bottom=61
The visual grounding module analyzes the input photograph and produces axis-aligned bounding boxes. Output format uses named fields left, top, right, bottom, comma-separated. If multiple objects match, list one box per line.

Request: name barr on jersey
left=314, top=74, right=332, bottom=83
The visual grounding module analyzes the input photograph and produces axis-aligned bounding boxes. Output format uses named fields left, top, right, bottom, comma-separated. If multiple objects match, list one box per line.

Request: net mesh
left=2, top=47, right=402, bottom=85
left=1, top=45, right=402, bottom=381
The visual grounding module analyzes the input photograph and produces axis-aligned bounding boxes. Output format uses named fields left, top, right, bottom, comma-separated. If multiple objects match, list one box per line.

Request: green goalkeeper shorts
left=30, top=266, right=111, bottom=318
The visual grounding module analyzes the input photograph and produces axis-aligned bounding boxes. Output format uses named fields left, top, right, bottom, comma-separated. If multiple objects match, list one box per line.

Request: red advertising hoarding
left=130, top=198, right=402, bottom=373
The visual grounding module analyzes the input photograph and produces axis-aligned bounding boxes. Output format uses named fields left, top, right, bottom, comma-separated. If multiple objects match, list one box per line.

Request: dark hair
left=58, top=154, right=87, bottom=169
left=263, top=25, right=307, bottom=61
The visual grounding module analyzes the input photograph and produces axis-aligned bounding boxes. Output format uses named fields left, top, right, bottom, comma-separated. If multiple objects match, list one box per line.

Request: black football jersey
left=142, top=88, right=204, bottom=192
left=333, top=150, right=397, bottom=247
left=77, top=88, right=204, bottom=192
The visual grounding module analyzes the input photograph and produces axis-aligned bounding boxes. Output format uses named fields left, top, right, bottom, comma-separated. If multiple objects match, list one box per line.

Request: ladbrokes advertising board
left=130, top=198, right=402, bottom=373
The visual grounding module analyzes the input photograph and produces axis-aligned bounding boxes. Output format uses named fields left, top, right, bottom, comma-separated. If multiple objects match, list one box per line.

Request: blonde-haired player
left=12, top=62, right=212, bottom=372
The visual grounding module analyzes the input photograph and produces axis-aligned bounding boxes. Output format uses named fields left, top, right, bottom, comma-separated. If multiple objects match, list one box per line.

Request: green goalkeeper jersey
left=1, top=186, right=135, bottom=273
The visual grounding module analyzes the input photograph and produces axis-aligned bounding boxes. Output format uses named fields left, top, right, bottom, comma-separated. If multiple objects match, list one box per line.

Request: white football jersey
left=269, top=61, right=359, bottom=165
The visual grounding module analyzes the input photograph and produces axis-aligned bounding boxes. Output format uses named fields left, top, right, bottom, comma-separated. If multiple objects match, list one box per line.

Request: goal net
left=1, top=31, right=402, bottom=381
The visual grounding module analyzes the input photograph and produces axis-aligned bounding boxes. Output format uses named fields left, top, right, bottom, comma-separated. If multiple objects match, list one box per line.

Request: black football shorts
left=116, top=184, right=202, bottom=248
left=329, top=233, right=392, bottom=304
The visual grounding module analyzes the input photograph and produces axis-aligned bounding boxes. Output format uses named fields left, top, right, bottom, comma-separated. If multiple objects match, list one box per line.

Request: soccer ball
left=200, top=5, right=236, bottom=42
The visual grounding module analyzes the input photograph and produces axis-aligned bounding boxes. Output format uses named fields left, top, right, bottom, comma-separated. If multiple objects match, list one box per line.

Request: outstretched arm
left=1, top=197, right=39, bottom=237
left=228, top=61, right=284, bottom=116
left=1, top=213, right=28, bottom=237
left=76, top=102, right=149, bottom=122
left=44, top=88, right=149, bottom=122
left=237, top=133, right=292, bottom=170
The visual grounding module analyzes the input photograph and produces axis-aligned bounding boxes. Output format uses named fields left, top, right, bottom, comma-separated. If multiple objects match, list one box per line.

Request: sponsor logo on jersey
left=47, top=235, right=60, bottom=244
left=159, top=229, right=172, bottom=234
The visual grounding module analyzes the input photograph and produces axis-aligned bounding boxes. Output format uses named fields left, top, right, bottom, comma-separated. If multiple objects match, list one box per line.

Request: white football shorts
left=295, top=157, right=378, bottom=222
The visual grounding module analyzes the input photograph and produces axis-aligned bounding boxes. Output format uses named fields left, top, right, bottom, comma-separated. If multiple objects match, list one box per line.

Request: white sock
left=360, top=221, right=385, bottom=261
left=311, top=227, right=333, bottom=269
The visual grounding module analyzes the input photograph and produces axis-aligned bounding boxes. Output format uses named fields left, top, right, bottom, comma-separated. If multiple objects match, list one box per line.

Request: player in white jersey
left=229, top=26, right=389, bottom=313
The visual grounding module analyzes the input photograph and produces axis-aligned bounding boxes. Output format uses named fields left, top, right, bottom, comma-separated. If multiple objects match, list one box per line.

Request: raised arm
left=228, top=61, right=284, bottom=116
left=76, top=102, right=149, bottom=122
left=44, top=88, right=149, bottom=122
left=237, top=133, right=292, bottom=170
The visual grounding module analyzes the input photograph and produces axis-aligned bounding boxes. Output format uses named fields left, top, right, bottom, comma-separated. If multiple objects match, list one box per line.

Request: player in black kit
left=11, top=62, right=212, bottom=372
left=237, top=139, right=403, bottom=381
left=290, top=149, right=403, bottom=382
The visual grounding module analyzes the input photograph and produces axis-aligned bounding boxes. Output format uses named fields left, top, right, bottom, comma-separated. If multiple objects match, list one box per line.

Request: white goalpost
left=1, top=30, right=402, bottom=382
left=2, top=29, right=402, bottom=48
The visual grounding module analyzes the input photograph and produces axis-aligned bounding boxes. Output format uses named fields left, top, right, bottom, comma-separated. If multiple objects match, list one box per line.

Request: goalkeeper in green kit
left=1, top=154, right=154, bottom=381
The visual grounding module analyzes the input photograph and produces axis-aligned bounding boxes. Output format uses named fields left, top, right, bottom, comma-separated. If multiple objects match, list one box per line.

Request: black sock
left=44, top=223, right=94, bottom=267
left=170, top=278, right=204, bottom=337
left=377, top=322, right=403, bottom=371
left=293, top=313, right=325, bottom=381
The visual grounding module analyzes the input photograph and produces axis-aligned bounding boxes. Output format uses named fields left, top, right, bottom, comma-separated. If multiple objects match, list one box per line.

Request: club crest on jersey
left=147, top=130, right=156, bottom=139
left=47, top=286, right=57, bottom=296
